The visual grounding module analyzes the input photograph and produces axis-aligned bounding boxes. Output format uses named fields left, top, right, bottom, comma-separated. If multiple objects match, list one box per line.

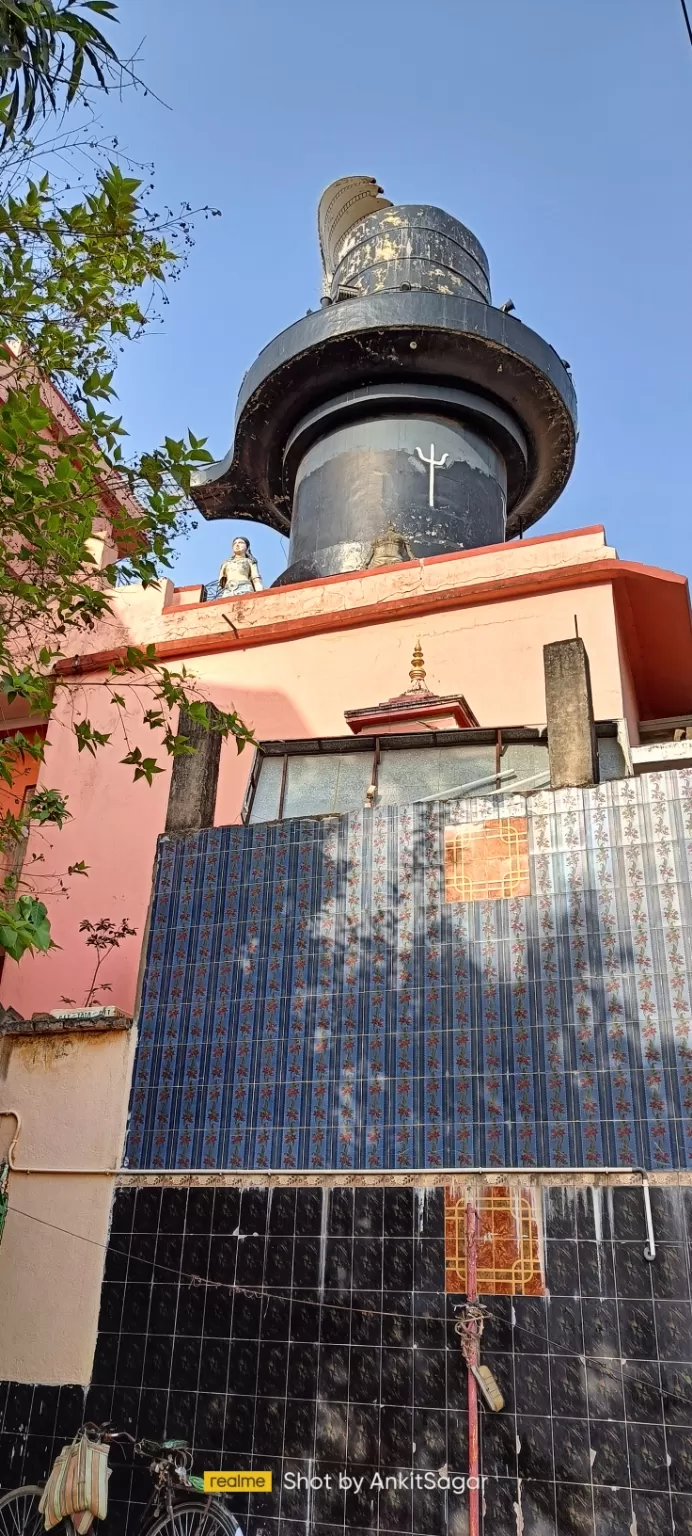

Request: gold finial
left=409, top=639, right=427, bottom=690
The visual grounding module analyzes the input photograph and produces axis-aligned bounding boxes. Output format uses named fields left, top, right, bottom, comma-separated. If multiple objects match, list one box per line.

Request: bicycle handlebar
left=82, top=1423, right=136, bottom=1445
left=81, top=1425, right=192, bottom=1466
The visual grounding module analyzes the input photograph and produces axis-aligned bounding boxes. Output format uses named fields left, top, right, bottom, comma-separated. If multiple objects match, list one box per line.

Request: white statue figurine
left=217, top=536, right=263, bottom=596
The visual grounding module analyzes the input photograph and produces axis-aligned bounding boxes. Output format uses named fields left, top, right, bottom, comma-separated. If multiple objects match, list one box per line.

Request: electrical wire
left=11, top=1199, right=692, bottom=1423
left=7, top=1202, right=425, bottom=1323
left=484, top=1307, right=692, bottom=1420
left=680, top=0, right=692, bottom=49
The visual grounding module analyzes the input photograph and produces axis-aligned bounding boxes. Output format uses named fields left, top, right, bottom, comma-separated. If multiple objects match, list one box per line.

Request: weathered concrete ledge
left=0, top=1005, right=133, bottom=1036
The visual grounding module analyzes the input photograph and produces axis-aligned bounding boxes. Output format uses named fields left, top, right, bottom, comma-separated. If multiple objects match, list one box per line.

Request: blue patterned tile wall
left=126, top=770, right=692, bottom=1171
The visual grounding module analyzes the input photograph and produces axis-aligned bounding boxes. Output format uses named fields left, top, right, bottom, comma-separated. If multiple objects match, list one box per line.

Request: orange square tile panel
left=445, top=1186, right=544, bottom=1296
left=443, top=817, right=530, bottom=903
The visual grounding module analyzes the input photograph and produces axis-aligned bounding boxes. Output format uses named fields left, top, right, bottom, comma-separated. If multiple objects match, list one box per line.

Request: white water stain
left=305, top=1458, right=314, bottom=1533
left=318, top=1187, right=328, bottom=1298
left=513, top=1479, right=524, bottom=1536
left=606, top=1186, right=615, bottom=1242
left=592, top=1185, right=603, bottom=1245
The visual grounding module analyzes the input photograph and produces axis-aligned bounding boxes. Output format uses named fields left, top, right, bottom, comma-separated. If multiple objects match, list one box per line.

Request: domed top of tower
left=318, top=176, right=491, bottom=306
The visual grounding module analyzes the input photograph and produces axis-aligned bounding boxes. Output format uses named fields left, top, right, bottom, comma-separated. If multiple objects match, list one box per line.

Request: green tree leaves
left=0, top=2, right=251, bottom=964
left=0, top=892, right=53, bottom=959
left=0, top=0, right=118, bottom=143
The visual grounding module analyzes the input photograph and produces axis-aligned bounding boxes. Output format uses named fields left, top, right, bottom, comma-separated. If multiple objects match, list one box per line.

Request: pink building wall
left=0, top=526, right=674, bottom=1020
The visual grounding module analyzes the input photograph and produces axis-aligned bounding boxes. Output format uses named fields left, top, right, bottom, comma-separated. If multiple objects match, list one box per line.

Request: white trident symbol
left=414, top=442, right=450, bottom=508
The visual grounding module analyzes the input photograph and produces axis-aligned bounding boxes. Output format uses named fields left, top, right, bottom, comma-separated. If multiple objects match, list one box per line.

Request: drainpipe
left=636, top=1168, right=656, bottom=1262
left=466, top=1200, right=481, bottom=1536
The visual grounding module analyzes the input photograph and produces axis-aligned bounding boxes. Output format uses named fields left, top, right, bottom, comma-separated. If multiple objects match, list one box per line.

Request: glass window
left=375, top=747, right=438, bottom=806
left=332, top=752, right=377, bottom=812
left=597, top=736, right=626, bottom=782
left=248, top=755, right=284, bottom=823
left=282, top=752, right=373, bottom=819
left=500, top=741, right=549, bottom=788
left=248, top=738, right=559, bottom=824
left=377, top=745, right=496, bottom=806
left=436, top=745, right=498, bottom=796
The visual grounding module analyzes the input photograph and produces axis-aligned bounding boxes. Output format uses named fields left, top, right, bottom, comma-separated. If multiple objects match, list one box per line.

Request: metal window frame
left=241, top=723, right=619, bottom=824
left=239, top=746, right=263, bottom=823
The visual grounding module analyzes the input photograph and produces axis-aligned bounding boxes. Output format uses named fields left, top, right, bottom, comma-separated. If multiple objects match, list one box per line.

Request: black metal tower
left=191, top=177, right=577, bottom=587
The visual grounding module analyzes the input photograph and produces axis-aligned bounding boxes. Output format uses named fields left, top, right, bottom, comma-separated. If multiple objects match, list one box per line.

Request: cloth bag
left=39, top=1433, right=110, bottom=1532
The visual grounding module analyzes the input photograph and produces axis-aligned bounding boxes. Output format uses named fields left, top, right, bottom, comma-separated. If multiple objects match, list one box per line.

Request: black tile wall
left=2, top=1186, right=692, bottom=1536
left=478, top=1184, right=692, bottom=1536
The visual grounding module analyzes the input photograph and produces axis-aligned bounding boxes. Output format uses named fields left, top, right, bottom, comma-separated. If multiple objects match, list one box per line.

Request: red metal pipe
left=466, top=1200, right=480, bottom=1536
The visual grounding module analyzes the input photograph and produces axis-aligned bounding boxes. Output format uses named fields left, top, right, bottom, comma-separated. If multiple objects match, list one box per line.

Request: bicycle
left=0, top=1424, right=243, bottom=1536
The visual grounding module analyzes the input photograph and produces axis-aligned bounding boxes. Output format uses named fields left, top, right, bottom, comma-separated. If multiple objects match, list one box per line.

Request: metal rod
left=642, top=1177, right=657, bottom=1262
left=364, top=737, right=381, bottom=809
left=241, top=746, right=262, bottom=824
left=466, top=1201, right=480, bottom=1536
left=416, top=766, right=550, bottom=807
left=414, top=769, right=517, bottom=805
left=483, top=770, right=550, bottom=796
left=10, top=1166, right=119, bottom=1175
left=277, top=753, right=288, bottom=820
left=110, top=1163, right=660, bottom=1179
left=8, top=1162, right=659, bottom=1180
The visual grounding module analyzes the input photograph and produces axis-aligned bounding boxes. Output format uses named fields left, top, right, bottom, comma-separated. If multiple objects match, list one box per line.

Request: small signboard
left=49, top=1006, right=120, bottom=1021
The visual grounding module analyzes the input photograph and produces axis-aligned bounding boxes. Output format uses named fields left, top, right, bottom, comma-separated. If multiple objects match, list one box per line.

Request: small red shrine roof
left=344, top=641, right=479, bottom=734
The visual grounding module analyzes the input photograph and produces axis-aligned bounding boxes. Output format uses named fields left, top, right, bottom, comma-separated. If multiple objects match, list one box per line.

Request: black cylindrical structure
left=288, top=414, right=506, bottom=581
left=330, top=204, right=491, bottom=304
left=277, top=378, right=529, bottom=583
left=190, top=180, right=578, bottom=584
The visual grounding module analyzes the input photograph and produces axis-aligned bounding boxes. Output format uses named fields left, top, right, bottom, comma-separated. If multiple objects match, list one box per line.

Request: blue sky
left=95, top=0, right=692, bottom=591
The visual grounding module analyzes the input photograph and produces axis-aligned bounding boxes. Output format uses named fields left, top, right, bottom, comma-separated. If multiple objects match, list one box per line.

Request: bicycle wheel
left=0, top=1486, right=45, bottom=1536
left=142, top=1498, right=242, bottom=1536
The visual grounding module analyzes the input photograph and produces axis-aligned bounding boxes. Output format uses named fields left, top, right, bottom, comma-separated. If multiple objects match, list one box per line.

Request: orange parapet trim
left=445, top=1185, right=544, bottom=1296
left=51, top=532, right=692, bottom=722
left=444, top=818, right=531, bottom=903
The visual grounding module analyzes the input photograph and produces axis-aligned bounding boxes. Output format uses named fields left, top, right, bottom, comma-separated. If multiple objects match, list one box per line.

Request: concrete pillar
left=544, top=638, right=599, bottom=789
left=164, top=707, right=222, bottom=834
